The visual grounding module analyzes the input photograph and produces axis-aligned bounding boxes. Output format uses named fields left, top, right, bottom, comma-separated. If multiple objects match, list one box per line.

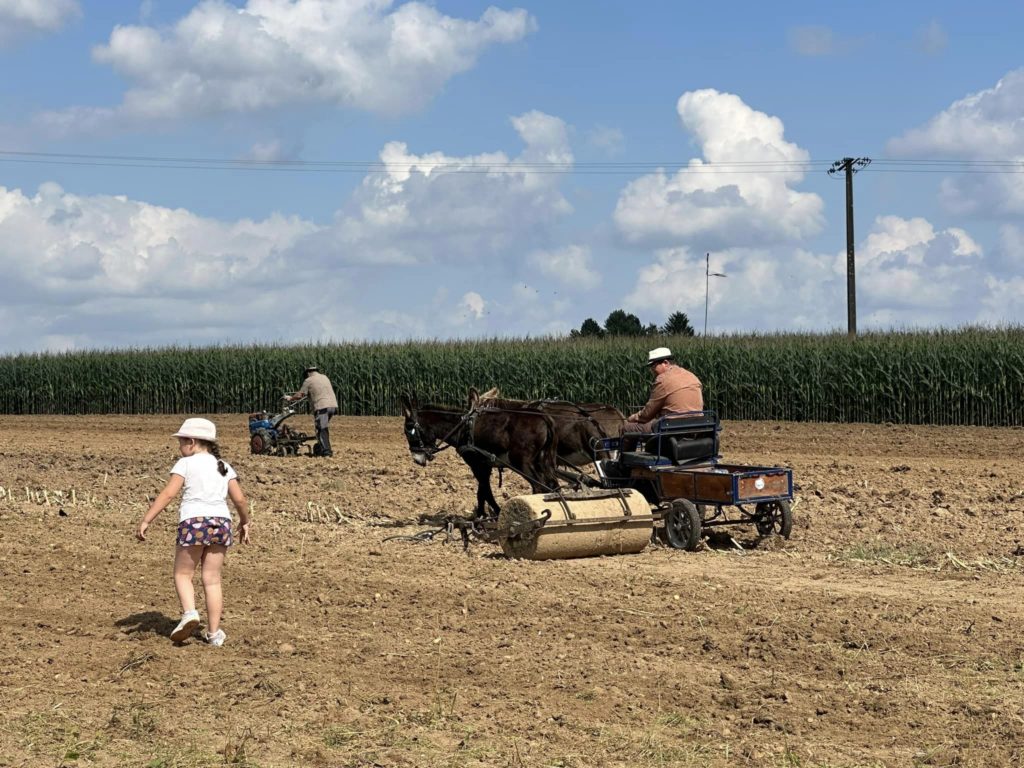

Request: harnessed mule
left=400, top=393, right=560, bottom=520
left=470, top=388, right=625, bottom=484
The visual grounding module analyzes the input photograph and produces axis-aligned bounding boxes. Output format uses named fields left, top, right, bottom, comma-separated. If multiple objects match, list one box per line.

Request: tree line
left=570, top=310, right=695, bottom=338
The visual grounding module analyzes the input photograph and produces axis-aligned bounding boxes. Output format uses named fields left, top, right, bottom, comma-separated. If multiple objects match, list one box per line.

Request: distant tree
left=604, top=309, right=646, bottom=337
left=578, top=318, right=605, bottom=337
left=661, top=311, right=695, bottom=337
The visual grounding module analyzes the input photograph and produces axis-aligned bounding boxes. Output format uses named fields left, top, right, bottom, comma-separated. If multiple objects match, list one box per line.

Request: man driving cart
left=620, top=347, right=703, bottom=450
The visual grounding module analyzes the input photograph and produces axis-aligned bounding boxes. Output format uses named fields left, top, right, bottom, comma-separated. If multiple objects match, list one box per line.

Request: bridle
left=405, top=403, right=476, bottom=461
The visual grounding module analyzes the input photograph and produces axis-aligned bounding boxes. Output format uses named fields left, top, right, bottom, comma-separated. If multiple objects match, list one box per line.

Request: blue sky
left=1, top=0, right=1023, bottom=353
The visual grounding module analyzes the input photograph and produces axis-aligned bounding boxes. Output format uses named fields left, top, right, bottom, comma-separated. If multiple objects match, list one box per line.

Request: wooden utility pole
left=828, top=157, right=871, bottom=336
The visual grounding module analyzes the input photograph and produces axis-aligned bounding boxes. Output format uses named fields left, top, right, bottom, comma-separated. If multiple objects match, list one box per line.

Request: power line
left=0, top=148, right=835, bottom=167
left=0, top=148, right=1020, bottom=175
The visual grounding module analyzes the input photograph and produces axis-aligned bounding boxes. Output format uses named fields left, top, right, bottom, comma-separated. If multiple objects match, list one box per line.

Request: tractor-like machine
left=248, top=397, right=318, bottom=456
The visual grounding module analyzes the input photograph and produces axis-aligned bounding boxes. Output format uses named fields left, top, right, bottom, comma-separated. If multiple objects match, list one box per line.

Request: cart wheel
left=250, top=429, right=273, bottom=455
left=755, top=500, right=793, bottom=539
left=663, top=500, right=702, bottom=551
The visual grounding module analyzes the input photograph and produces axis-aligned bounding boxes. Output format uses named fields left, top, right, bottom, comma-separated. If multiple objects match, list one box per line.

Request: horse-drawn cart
left=401, top=393, right=795, bottom=560
left=491, top=410, right=795, bottom=558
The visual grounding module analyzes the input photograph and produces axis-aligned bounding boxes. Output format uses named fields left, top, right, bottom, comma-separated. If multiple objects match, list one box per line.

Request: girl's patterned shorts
left=176, top=517, right=233, bottom=547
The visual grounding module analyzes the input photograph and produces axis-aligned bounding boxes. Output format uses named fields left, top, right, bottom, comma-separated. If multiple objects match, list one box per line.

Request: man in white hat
left=285, top=365, right=338, bottom=457
left=620, top=347, right=703, bottom=448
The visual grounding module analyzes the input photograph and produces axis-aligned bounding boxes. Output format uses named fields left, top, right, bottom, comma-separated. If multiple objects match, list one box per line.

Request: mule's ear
left=468, top=387, right=479, bottom=408
left=480, top=387, right=499, bottom=400
left=400, top=393, right=412, bottom=418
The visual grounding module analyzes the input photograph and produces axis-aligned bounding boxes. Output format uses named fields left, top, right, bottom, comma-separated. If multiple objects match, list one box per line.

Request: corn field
left=0, top=328, right=1022, bottom=425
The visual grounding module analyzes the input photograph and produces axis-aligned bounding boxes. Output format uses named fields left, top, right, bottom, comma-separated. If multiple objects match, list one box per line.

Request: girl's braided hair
left=198, top=440, right=228, bottom=476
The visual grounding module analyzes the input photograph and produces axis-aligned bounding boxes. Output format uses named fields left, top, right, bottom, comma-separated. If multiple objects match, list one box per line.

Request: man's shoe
left=170, top=610, right=200, bottom=642
left=202, top=628, right=226, bottom=647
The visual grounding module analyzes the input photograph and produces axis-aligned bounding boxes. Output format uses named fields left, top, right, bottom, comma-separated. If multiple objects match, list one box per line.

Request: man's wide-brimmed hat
left=173, top=417, right=217, bottom=442
left=304, top=365, right=319, bottom=373
left=644, top=347, right=673, bottom=368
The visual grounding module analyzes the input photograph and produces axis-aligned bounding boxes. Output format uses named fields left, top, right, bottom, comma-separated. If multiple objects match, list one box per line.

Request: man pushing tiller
left=285, top=365, right=338, bottom=458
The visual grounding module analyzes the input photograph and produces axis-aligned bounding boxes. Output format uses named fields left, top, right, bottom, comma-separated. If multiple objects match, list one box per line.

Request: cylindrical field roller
left=497, top=489, right=652, bottom=560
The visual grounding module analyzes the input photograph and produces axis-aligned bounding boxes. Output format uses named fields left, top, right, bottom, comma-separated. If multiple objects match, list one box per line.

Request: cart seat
left=643, top=411, right=720, bottom=466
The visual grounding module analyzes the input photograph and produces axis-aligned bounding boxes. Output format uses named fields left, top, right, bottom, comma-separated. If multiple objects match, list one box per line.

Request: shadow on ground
left=115, top=611, right=176, bottom=638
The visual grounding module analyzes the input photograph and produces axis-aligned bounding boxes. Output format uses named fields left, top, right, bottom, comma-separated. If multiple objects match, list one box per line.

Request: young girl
left=136, top=418, right=251, bottom=646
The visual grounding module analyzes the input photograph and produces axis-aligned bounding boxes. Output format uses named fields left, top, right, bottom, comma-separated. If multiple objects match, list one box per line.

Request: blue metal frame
left=597, top=409, right=721, bottom=468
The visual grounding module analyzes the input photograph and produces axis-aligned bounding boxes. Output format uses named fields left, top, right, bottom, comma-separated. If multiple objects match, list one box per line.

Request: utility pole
left=828, top=157, right=871, bottom=336
left=703, top=252, right=727, bottom=337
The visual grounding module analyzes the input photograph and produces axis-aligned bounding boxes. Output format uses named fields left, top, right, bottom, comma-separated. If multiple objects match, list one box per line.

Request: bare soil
left=1, top=415, right=1023, bottom=768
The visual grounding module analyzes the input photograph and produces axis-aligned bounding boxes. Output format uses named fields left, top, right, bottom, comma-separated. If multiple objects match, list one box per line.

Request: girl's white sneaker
left=170, top=610, right=200, bottom=642
left=203, top=628, right=226, bottom=647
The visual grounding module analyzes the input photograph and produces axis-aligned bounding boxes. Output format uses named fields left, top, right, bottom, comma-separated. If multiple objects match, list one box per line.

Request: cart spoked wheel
left=754, top=500, right=793, bottom=539
left=663, top=499, right=702, bottom=551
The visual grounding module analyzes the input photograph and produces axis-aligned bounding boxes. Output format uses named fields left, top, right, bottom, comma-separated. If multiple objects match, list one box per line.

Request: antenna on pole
left=828, top=157, right=871, bottom=336
left=704, top=252, right=727, bottom=337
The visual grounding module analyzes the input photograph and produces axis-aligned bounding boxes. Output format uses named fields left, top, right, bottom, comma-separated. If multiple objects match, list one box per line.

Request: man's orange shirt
left=635, top=365, right=703, bottom=423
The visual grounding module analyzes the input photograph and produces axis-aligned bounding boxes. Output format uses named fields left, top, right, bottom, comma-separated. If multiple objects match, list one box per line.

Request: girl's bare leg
left=201, top=546, right=227, bottom=633
left=174, top=546, right=203, bottom=613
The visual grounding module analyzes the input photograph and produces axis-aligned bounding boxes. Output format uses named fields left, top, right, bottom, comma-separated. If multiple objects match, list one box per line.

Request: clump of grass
left=11, top=709, right=104, bottom=763
left=118, top=651, right=156, bottom=676
left=107, top=699, right=158, bottom=739
left=223, top=726, right=255, bottom=765
left=654, top=711, right=698, bottom=730
left=834, top=542, right=1023, bottom=572
left=323, top=726, right=361, bottom=748
left=834, top=541, right=936, bottom=568
left=253, top=674, right=283, bottom=698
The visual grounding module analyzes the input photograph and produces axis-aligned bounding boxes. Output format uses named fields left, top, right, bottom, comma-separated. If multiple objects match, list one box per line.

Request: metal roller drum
left=497, top=488, right=653, bottom=560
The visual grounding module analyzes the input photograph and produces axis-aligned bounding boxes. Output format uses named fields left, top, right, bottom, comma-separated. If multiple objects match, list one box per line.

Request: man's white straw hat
left=173, top=417, right=217, bottom=442
left=645, top=347, right=673, bottom=367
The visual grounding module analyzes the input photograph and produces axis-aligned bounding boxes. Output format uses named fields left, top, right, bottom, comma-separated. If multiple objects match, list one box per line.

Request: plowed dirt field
left=1, top=415, right=1023, bottom=767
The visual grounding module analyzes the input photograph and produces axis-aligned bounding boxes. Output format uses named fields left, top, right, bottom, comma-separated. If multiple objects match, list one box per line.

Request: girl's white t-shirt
left=170, top=453, right=237, bottom=523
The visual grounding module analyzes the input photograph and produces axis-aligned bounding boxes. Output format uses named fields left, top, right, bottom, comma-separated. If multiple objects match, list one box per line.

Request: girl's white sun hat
left=173, top=418, right=217, bottom=441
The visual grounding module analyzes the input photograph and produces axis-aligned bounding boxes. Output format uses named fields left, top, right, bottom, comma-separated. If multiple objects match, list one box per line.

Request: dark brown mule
left=400, top=393, right=560, bottom=520
left=472, top=388, right=625, bottom=480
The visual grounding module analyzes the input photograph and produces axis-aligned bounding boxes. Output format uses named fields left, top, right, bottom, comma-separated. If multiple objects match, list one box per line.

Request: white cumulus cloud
left=526, top=245, right=600, bottom=290
left=0, top=181, right=319, bottom=349
left=0, top=112, right=581, bottom=351
left=888, top=68, right=1024, bottom=217
left=0, top=0, right=79, bottom=46
left=35, top=0, right=534, bottom=132
left=614, top=89, right=824, bottom=250
left=460, top=291, right=486, bottom=320
left=314, top=110, right=573, bottom=265
left=621, top=215, right=1011, bottom=332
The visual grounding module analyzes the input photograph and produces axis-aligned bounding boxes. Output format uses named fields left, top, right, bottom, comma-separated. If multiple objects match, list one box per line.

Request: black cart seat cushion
left=645, top=435, right=717, bottom=463
left=643, top=411, right=720, bottom=464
